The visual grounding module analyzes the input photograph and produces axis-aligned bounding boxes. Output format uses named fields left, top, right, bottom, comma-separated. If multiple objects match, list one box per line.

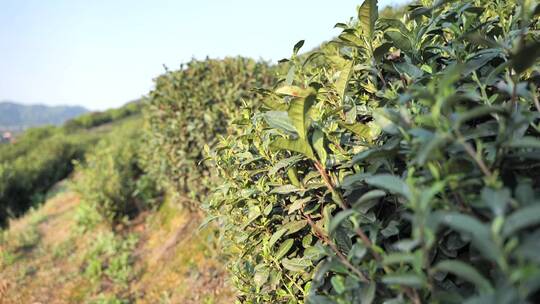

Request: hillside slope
left=0, top=180, right=234, bottom=303
left=0, top=101, right=88, bottom=131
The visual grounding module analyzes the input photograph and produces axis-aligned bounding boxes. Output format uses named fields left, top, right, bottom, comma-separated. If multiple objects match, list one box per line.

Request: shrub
left=142, top=57, right=276, bottom=207
left=75, top=118, right=158, bottom=227
left=83, top=232, right=138, bottom=288
left=209, top=0, right=540, bottom=303
left=0, top=127, right=96, bottom=226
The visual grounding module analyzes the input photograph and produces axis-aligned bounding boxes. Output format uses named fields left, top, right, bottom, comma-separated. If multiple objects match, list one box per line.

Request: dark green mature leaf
left=360, top=283, right=376, bottom=304
left=437, top=212, right=501, bottom=264
left=293, top=40, right=305, bottom=56
left=502, top=204, right=540, bottom=238
left=283, top=220, right=308, bottom=235
left=434, top=260, right=493, bottom=292
left=269, top=155, right=304, bottom=175
left=508, top=137, right=540, bottom=149
left=365, top=174, right=412, bottom=201
left=511, top=41, right=540, bottom=74
left=394, top=62, right=424, bottom=79
left=481, top=187, right=510, bottom=216
left=382, top=273, right=426, bottom=288
left=354, top=190, right=386, bottom=207
left=329, top=209, right=357, bottom=233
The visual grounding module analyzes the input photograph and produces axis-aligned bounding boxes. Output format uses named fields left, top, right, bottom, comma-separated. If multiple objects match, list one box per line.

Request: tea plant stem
left=314, top=160, right=384, bottom=264
left=455, top=132, right=493, bottom=178
left=304, top=214, right=370, bottom=283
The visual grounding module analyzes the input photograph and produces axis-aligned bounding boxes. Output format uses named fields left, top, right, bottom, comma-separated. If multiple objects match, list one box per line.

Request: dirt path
left=0, top=188, right=234, bottom=303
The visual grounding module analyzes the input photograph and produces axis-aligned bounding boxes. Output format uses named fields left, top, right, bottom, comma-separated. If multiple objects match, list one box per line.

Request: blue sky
left=0, top=0, right=408, bottom=110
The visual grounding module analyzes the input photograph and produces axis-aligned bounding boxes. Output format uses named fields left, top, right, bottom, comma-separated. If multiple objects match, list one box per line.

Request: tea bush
left=75, top=118, right=159, bottom=227
left=0, top=127, right=96, bottom=226
left=0, top=101, right=142, bottom=227
left=143, top=57, right=276, bottom=207
left=209, top=0, right=540, bottom=303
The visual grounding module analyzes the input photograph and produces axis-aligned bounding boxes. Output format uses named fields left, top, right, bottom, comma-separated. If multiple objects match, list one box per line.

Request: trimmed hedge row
left=0, top=127, right=96, bottom=227
left=208, top=0, right=540, bottom=303
left=0, top=102, right=142, bottom=227
left=142, top=57, right=276, bottom=207
left=74, top=117, right=159, bottom=227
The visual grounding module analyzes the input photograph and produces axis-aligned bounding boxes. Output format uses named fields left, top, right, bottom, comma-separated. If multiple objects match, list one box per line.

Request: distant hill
left=0, top=101, right=88, bottom=131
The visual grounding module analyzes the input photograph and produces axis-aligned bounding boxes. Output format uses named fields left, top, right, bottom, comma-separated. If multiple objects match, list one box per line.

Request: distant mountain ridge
left=0, top=101, right=88, bottom=131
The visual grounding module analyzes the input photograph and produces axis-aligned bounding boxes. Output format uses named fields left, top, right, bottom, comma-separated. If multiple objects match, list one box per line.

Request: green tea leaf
left=382, top=273, right=426, bottom=288
left=288, top=93, right=317, bottom=139
left=282, top=257, right=312, bottom=272
left=433, top=260, right=493, bottom=292
left=502, top=204, right=540, bottom=238
left=271, top=137, right=315, bottom=159
left=365, top=174, right=411, bottom=201
left=335, top=61, right=354, bottom=103
left=358, top=0, right=378, bottom=39
left=275, top=239, right=295, bottom=260
left=262, top=111, right=297, bottom=135
left=329, top=209, right=356, bottom=233
left=312, top=129, right=327, bottom=166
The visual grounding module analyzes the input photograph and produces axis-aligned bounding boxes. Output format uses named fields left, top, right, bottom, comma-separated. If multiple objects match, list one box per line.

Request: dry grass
left=0, top=185, right=234, bottom=304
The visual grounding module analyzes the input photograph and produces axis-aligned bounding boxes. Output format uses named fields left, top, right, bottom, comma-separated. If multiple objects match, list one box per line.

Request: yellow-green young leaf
left=358, top=0, right=378, bottom=39
left=335, top=61, right=354, bottom=104
left=339, top=121, right=372, bottom=141
left=288, top=94, right=317, bottom=139
left=268, top=228, right=288, bottom=249
left=312, top=129, right=327, bottom=166
left=254, top=266, right=270, bottom=288
left=275, top=239, right=294, bottom=260
left=433, top=260, right=493, bottom=292
left=270, top=184, right=301, bottom=195
left=385, top=30, right=412, bottom=52
left=262, top=95, right=288, bottom=111
left=287, top=167, right=301, bottom=187
left=271, top=138, right=315, bottom=159
left=339, top=32, right=364, bottom=47
left=275, top=85, right=312, bottom=98
left=283, top=220, right=308, bottom=235
left=282, top=257, right=312, bottom=272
